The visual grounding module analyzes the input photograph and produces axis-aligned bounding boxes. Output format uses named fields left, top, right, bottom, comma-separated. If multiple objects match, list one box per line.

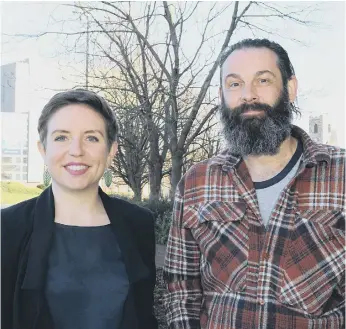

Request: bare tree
left=72, top=1, right=317, bottom=198
left=17, top=1, right=319, bottom=199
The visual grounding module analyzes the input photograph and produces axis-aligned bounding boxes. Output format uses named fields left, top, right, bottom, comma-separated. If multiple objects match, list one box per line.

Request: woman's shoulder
left=1, top=197, right=37, bottom=231
left=109, top=196, right=154, bottom=219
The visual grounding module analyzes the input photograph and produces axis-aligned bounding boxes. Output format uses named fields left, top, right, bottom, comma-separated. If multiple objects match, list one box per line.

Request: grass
left=1, top=182, right=43, bottom=205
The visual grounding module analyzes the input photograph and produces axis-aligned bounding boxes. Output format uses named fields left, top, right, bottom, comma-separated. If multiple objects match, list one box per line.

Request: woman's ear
left=37, top=140, right=46, bottom=160
left=107, top=142, right=118, bottom=167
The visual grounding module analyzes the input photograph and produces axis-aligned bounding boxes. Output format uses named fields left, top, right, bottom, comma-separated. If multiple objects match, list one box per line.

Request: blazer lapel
left=99, top=189, right=149, bottom=283
left=21, top=186, right=55, bottom=290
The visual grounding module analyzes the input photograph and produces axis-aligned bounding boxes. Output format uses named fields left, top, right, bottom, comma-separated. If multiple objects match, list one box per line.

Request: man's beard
left=220, top=88, right=293, bottom=156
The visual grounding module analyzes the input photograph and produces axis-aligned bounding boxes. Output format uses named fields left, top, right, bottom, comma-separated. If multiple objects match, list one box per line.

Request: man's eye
left=87, top=136, right=99, bottom=142
left=229, top=82, right=241, bottom=89
left=54, top=135, right=67, bottom=141
left=258, top=78, right=270, bottom=84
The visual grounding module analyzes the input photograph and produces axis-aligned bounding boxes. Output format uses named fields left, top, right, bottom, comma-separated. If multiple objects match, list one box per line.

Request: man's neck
left=52, top=183, right=108, bottom=226
left=243, top=136, right=298, bottom=183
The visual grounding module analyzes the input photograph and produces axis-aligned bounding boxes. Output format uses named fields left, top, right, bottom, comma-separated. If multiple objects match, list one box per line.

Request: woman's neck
left=51, top=183, right=109, bottom=226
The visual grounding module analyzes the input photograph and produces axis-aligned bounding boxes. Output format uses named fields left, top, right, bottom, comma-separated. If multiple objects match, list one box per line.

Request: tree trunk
left=170, top=149, right=184, bottom=200
left=132, top=185, right=142, bottom=202
left=147, top=118, right=163, bottom=202
left=149, top=157, right=163, bottom=202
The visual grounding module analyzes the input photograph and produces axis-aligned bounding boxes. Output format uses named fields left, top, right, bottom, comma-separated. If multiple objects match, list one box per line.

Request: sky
left=1, top=1, right=345, bottom=147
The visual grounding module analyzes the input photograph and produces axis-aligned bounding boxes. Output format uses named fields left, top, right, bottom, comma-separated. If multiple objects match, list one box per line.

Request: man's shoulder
left=177, top=152, right=233, bottom=196
left=324, top=144, right=346, bottom=158
left=318, top=143, right=346, bottom=166
left=183, top=150, right=232, bottom=179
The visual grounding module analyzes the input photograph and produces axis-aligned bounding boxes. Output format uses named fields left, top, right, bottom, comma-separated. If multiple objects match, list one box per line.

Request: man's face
left=221, top=47, right=285, bottom=112
left=219, top=47, right=297, bottom=156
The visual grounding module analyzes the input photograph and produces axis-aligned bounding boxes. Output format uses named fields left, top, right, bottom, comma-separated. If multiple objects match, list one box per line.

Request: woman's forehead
left=48, top=104, right=106, bottom=132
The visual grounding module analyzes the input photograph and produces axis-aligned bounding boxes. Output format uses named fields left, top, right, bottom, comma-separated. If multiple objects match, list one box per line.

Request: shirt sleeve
left=163, top=180, right=202, bottom=329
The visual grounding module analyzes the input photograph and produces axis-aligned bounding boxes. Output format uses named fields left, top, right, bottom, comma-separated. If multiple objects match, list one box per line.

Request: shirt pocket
left=183, top=201, right=249, bottom=293
left=279, top=209, right=345, bottom=316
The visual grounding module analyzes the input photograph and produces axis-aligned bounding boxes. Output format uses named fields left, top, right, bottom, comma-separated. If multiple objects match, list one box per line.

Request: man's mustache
left=232, top=102, right=273, bottom=116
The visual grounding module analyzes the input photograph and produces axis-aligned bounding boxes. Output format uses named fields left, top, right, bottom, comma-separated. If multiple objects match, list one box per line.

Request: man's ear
left=287, top=76, right=298, bottom=103
left=37, top=140, right=46, bottom=160
left=219, top=87, right=223, bottom=104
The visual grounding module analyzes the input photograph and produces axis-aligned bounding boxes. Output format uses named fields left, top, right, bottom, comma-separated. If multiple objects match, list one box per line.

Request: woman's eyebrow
left=85, top=130, right=104, bottom=137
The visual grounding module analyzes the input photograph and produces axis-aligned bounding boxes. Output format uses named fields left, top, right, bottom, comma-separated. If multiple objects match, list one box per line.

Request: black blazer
left=1, top=186, right=158, bottom=329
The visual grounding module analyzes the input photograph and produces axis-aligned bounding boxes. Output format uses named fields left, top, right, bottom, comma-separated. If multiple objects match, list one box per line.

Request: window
left=314, top=124, right=318, bottom=133
left=16, top=174, right=21, bottom=180
left=1, top=172, right=12, bottom=180
left=23, top=149, right=28, bottom=155
left=328, top=124, right=331, bottom=133
left=23, top=157, right=28, bottom=164
left=22, top=174, right=28, bottom=181
left=2, top=157, right=12, bottom=164
left=2, top=165, right=21, bottom=172
left=16, top=157, right=21, bottom=163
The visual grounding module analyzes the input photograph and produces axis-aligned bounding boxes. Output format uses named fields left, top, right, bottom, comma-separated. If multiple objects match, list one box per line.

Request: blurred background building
left=1, top=59, right=43, bottom=184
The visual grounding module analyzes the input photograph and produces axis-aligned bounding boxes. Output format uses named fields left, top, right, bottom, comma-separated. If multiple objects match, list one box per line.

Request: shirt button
left=258, top=298, right=265, bottom=305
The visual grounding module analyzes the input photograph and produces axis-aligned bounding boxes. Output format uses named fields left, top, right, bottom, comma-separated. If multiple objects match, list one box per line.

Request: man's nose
left=241, top=85, right=258, bottom=103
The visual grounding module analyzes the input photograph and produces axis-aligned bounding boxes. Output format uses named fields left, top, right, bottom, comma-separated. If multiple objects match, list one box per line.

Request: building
left=1, top=112, right=29, bottom=181
left=1, top=59, right=44, bottom=184
left=308, top=114, right=340, bottom=146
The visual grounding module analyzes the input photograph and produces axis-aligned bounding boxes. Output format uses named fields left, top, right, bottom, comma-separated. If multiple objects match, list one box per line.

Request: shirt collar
left=210, top=125, right=331, bottom=171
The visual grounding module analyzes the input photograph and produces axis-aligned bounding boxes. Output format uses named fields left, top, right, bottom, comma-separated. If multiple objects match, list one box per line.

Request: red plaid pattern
left=163, top=126, right=345, bottom=329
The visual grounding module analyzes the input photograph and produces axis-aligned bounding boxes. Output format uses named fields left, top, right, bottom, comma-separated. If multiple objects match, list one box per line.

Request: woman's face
left=38, top=104, right=117, bottom=193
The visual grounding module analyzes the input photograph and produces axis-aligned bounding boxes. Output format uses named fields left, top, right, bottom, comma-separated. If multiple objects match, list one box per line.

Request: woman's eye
left=87, top=136, right=99, bottom=142
left=54, top=135, right=67, bottom=141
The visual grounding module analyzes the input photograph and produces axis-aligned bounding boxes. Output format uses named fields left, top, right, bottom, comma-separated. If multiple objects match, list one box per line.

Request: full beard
left=220, top=88, right=293, bottom=156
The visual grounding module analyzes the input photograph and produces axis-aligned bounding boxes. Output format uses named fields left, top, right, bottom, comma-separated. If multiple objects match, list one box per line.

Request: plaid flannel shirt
left=163, top=126, right=345, bottom=329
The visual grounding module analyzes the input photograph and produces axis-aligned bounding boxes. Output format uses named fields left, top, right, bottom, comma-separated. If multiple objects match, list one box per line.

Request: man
left=163, top=39, right=345, bottom=329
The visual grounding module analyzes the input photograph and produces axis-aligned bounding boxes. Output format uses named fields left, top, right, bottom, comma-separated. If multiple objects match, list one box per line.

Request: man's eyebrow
left=224, top=70, right=276, bottom=81
left=255, top=70, right=276, bottom=77
left=225, top=73, right=242, bottom=80
left=85, top=130, right=104, bottom=137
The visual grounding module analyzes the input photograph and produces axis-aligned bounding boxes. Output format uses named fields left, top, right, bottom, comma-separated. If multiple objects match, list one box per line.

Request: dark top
left=45, top=223, right=129, bottom=329
left=1, top=187, right=157, bottom=329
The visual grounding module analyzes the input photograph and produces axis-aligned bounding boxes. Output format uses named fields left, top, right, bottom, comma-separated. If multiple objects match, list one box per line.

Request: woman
left=1, top=89, right=158, bottom=329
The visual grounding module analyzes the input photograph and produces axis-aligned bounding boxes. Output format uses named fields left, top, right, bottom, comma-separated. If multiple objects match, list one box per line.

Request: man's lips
left=241, top=109, right=265, bottom=117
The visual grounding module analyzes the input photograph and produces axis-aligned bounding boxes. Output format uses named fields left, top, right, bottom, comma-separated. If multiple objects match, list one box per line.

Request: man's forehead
left=222, top=47, right=280, bottom=76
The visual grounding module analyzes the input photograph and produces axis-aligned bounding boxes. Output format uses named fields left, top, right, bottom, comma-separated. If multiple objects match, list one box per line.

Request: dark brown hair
left=38, top=89, right=119, bottom=149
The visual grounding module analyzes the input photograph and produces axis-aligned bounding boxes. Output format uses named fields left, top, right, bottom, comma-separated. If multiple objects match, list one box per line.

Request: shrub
left=36, top=184, right=46, bottom=190
left=110, top=194, right=173, bottom=245
left=155, top=210, right=172, bottom=245
left=134, top=198, right=173, bottom=245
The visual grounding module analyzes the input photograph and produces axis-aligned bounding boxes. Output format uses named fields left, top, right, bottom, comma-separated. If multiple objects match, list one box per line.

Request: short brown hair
left=38, top=89, right=119, bottom=149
